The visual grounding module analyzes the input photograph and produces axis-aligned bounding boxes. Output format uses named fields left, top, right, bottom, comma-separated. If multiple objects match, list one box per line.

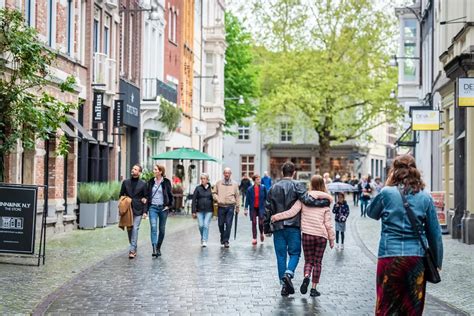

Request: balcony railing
left=142, top=78, right=177, bottom=104
left=93, top=52, right=116, bottom=93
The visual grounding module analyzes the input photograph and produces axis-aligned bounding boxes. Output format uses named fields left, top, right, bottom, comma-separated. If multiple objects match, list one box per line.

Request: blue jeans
left=149, top=205, right=168, bottom=247
left=197, top=212, right=213, bottom=242
left=128, top=215, right=143, bottom=252
left=360, top=199, right=370, bottom=216
left=273, top=227, right=302, bottom=282
left=218, top=206, right=235, bottom=243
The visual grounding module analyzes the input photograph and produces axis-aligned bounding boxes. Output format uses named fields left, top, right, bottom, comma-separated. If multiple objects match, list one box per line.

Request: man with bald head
left=213, top=167, right=240, bottom=248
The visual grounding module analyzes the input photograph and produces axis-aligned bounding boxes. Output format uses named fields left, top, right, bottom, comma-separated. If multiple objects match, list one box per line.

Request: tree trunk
left=318, top=134, right=331, bottom=174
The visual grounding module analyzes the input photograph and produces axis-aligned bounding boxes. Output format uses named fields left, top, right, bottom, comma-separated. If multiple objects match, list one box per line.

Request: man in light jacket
left=213, top=167, right=240, bottom=248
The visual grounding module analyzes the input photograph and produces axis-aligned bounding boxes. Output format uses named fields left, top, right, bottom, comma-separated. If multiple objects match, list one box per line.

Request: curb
left=350, top=216, right=470, bottom=316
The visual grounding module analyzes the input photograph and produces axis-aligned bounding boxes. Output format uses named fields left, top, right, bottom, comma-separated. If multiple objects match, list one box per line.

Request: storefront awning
left=60, top=122, right=77, bottom=139
left=394, top=126, right=417, bottom=147
left=66, top=115, right=97, bottom=143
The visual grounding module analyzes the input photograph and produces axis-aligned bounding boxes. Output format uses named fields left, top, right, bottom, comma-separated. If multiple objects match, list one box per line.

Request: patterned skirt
left=376, top=256, right=426, bottom=316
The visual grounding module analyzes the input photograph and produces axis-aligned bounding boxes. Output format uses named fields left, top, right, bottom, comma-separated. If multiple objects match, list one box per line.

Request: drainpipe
left=202, top=122, right=223, bottom=172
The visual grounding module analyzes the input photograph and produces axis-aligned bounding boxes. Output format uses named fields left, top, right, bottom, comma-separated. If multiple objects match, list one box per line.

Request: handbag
left=399, top=189, right=441, bottom=284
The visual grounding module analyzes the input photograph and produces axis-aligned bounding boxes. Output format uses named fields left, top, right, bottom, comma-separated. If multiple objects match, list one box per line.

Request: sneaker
left=251, top=239, right=257, bottom=245
left=282, top=274, right=295, bottom=295
left=128, top=251, right=136, bottom=259
left=260, top=233, right=265, bottom=242
left=281, top=285, right=289, bottom=297
left=224, top=242, right=230, bottom=248
left=340, top=244, right=344, bottom=250
left=300, top=277, right=310, bottom=294
left=202, top=241, right=207, bottom=248
left=310, top=288, right=321, bottom=297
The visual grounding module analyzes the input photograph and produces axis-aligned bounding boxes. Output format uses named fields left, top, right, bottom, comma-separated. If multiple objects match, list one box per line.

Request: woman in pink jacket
left=271, top=175, right=335, bottom=297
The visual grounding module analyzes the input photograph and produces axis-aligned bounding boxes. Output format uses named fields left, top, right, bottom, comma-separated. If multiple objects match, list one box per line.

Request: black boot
left=152, top=245, right=157, bottom=257
left=156, top=243, right=162, bottom=256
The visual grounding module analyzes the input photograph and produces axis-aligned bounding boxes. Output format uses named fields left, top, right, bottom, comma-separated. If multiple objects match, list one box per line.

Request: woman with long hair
left=191, top=173, right=214, bottom=247
left=271, top=175, right=335, bottom=297
left=367, top=154, right=443, bottom=315
left=147, top=164, right=174, bottom=257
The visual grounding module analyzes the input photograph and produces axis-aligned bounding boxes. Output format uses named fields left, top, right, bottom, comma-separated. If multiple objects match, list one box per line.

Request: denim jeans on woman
left=197, top=211, right=213, bottom=242
left=273, top=227, right=301, bottom=281
left=149, top=205, right=168, bottom=247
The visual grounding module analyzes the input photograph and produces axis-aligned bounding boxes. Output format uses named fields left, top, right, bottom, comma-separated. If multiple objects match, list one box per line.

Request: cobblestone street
left=31, top=209, right=465, bottom=315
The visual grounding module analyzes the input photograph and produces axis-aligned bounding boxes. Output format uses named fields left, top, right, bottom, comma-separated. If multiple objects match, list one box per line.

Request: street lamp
left=194, top=75, right=219, bottom=85
left=224, top=95, right=245, bottom=105
left=389, top=55, right=420, bottom=67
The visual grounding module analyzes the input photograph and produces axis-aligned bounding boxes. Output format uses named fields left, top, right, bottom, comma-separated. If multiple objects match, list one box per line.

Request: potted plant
left=77, top=183, right=100, bottom=229
left=107, top=181, right=121, bottom=224
left=96, top=183, right=111, bottom=228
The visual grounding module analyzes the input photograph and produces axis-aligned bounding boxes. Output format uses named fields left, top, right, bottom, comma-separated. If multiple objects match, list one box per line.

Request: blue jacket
left=261, top=176, right=272, bottom=191
left=245, top=184, right=267, bottom=220
left=367, top=186, right=443, bottom=268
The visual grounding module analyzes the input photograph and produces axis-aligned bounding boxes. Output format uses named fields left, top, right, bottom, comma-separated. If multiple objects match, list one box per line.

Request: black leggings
left=336, top=231, right=345, bottom=244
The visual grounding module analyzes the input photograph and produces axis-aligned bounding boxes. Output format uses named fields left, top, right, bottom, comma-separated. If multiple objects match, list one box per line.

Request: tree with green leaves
left=0, top=8, right=76, bottom=181
left=250, top=0, right=403, bottom=172
left=224, top=12, right=259, bottom=129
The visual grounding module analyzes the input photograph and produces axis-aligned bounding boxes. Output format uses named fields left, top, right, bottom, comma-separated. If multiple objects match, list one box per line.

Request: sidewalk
left=0, top=215, right=195, bottom=314
left=353, top=205, right=474, bottom=315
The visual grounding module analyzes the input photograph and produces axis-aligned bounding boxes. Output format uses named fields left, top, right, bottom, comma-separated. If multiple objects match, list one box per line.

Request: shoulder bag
left=399, top=189, right=441, bottom=284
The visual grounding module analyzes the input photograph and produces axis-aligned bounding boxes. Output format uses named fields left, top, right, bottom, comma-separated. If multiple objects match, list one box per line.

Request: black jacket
left=120, top=178, right=148, bottom=216
left=192, top=184, right=213, bottom=213
left=147, top=177, right=174, bottom=209
left=264, top=178, right=330, bottom=232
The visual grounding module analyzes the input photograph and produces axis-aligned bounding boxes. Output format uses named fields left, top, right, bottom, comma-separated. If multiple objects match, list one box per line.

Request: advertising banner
left=458, top=77, right=474, bottom=107
left=114, top=99, right=124, bottom=127
left=431, top=191, right=446, bottom=227
left=0, top=186, right=37, bottom=254
left=93, top=91, right=104, bottom=122
left=412, top=110, right=440, bottom=131
left=119, top=79, right=140, bottom=128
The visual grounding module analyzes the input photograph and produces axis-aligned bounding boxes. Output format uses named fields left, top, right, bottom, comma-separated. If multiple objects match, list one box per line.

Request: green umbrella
left=152, top=147, right=219, bottom=162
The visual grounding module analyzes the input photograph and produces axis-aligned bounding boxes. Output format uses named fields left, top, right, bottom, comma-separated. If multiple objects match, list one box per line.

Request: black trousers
left=218, top=206, right=235, bottom=243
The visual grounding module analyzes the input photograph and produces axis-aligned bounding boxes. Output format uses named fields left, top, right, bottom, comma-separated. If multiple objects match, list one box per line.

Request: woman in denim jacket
left=367, top=154, right=443, bottom=316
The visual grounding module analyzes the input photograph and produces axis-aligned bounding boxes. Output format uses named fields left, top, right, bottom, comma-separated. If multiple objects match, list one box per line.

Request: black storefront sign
left=114, top=99, right=124, bottom=127
left=119, top=79, right=140, bottom=128
left=0, top=186, right=37, bottom=254
left=93, top=91, right=104, bottom=122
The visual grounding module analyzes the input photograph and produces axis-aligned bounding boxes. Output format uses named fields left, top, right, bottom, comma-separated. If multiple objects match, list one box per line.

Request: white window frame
left=47, top=0, right=57, bottom=48
left=128, top=13, right=134, bottom=79
left=400, top=18, right=418, bottom=83
left=104, top=14, right=111, bottom=56
left=240, top=155, right=255, bottom=178
left=66, top=0, right=74, bottom=56
left=237, top=125, right=250, bottom=141
left=280, top=123, right=293, bottom=142
left=204, top=52, right=214, bottom=103
left=25, top=0, right=36, bottom=27
left=93, top=6, right=101, bottom=53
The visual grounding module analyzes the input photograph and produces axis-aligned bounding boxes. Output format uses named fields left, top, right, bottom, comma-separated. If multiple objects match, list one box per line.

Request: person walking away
left=360, top=176, right=372, bottom=217
left=146, top=164, right=173, bottom=257
left=244, top=174, right=267, bottom=245
left=264, top=162, right=331, bottom=297
left=192, top=173, right=214, bottom=247
left=119, top=164, right=148, bottom=259
left=213, top=168, right=240, bottom=248
left=332, top=192, right=350, bottom=250
left=239, top=174, right=252, bottom=206
left=262, top=171, right=272, bottom=191
left=350, top=176, right=360, bottom=206
left=367, top=154, right=443, bottom=316
left=271, top=175, right=334, bottom=297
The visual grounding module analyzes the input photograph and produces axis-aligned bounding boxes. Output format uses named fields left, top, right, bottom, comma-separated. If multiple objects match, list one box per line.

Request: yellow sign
left=458, top=78, right=474, bottom=107
left=412, top=110, right=440, bottom=131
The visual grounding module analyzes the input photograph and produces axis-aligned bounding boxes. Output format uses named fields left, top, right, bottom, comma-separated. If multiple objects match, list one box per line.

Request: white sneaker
left=202, top=241, right=207, bottom=248
left=335, top=244, right=339, bottom=250
left=340, top=244, right=344, bottom=250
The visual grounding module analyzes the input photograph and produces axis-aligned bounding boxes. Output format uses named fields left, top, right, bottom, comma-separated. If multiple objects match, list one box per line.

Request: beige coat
left=118, top=196, right=133, bottom=230
left=212, top=180, right=240, bottom=212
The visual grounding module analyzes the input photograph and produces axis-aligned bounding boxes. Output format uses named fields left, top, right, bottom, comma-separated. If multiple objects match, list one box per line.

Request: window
left=237, top=125, right=250, bottom=140
left=104, top=14, right=111, bottom=56
left=0, top=0, right=4, bottom=8
left=241, top=155, right=255, bottom=178
left=205, top=53, right=214, bottom=102
left=168, top=8, right=172, bottom=41
left=79, top=0, right=86, bottom=62
left=371, top=158, right=374, bottom=177
left=375, top=159, right=379, bottom=177
left=402, top=19, right=417, bottom=81
left=47, top=0, right=56, bottom=47
left=128, top=14, right=134, bottom=79
left=280, top=123, right=292, bottom=142
left=66, top=0, right=73, bottom=55
left=173, top=11, right=177, bottom=43
left=25, top=0, right=36, bottom=26
left=120, top=12, right=125, bottom=73
left=93, top=7, right=101, bottom=53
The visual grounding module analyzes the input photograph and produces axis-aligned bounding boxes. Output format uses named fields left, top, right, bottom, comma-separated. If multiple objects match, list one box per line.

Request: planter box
left=96, top=202, right=109, bottom=228
left=108, top=200, right=119, bottom=224
left=79, top=203, right=97, bottom=229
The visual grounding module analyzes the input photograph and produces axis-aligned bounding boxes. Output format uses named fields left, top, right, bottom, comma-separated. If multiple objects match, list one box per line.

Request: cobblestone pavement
left=355, top=209, right=473, bottom=315
left=0, top=215, right=194, bottom=314
left=37, top=211, right=464, bottom=315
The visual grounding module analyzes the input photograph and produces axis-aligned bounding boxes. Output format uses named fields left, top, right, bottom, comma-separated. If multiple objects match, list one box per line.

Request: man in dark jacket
left=120, top=164, right=148, bottom=259
left=239, top=174, right=252, bottom=205
left=265, top=162, right=330, bottom=296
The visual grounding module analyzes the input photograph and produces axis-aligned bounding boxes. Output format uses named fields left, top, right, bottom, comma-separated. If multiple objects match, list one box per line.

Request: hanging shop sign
left=114, top=99, right=124, bottom=127
left=458, top=77, right=474, bottom=107
left=0, top=186, right=38, bottom=254
left=93, top=91, right=104, bottom=122
left=119, top=79, right=140, bottom=128
left=411, top=110, right=440, bottom=131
